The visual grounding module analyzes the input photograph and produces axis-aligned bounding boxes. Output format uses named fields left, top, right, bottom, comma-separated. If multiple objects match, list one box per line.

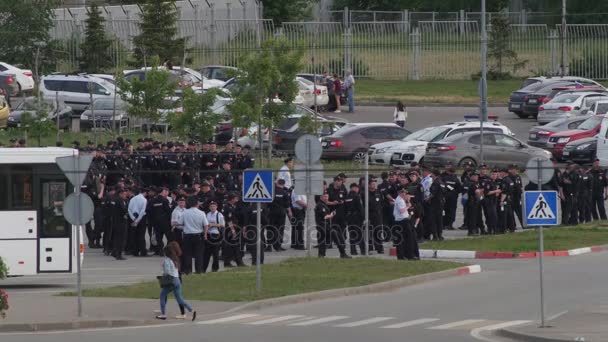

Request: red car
left=547, top=115, right=603, bottom=160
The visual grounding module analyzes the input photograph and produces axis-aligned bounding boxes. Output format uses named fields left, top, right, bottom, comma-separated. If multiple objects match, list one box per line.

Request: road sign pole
left=537, top=158, right=546, bottom=328
left=305, top=140, right=312, bottom=257
left=256, top=202, right=262, bottom=292
left=364, top=153, right=369, bottom=256
left=73, top=155, right=83, bottom=318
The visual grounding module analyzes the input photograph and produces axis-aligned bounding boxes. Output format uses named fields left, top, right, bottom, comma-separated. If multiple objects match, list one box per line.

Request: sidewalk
left=498, top=308, right=608, bottom=341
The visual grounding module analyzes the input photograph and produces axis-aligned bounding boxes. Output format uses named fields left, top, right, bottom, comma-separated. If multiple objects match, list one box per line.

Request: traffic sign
left=294, top=163, right=324, bottom=195
left=295, top=134, right=322, bottom=163
left=524, top=191, right=559, bottom=226
left=525, top=158, right=554, bottom=185
left=56, top=155, right=94, bottom=187
left=243, top=170, right=274, bottom=203
left=63, top=192, right=95, bottom=225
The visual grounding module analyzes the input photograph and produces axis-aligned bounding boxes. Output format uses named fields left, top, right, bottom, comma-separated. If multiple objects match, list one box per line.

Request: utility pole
left=479, top=0, right=488, bottom=165
left=560, top=0, right=567, bottom=76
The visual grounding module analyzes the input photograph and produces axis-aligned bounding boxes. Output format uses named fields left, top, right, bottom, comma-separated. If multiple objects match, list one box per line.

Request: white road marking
left=288, top=316, right=349, bottom=326
left=380, top=318, right=439, bottom=329
left=197, top=314, right=260, bottom=325
left=246, top=315, right=306, bottom=325
left=470, top=320, right=532, bottom=342
left=334, top=317, right=394, bottom=327
left=428, top=319, right=487, bottom=330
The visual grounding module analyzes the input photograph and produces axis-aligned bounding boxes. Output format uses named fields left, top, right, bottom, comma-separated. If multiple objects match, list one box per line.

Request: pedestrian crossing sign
left=243, top=170, right=274, bottom=203
left=524, top=191, right=558, bottom=226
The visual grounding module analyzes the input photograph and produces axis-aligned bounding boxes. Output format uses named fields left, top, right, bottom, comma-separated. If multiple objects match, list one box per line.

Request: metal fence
left=48, top=10, right=608, bottom=80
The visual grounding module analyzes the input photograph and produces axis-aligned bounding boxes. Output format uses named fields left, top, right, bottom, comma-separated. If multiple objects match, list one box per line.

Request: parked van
left=39, top=74, right=117, bottom=113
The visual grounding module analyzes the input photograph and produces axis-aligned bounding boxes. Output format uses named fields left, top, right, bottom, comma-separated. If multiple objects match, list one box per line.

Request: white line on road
left=197, top=314, right=260, bottom=325
left=428, top=319, right=487, bottom=330
left=288, top=316, right=349, bottom=326
left=380, top=318, right=439, bottom=329
left=246, top=315, right=306, bottom=325
left=470, top=320, right=532, bottom=342
left=334, top=317, right=394, bottom=327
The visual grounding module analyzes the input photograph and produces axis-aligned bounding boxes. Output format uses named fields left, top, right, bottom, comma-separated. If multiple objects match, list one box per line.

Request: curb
left=222, top=264, right=481, bottom=314
left=495, top=326, right=571, bottom=342
left=358, top=102, right=504, bottom=108
left=389, top=246, right=604, bottom=259
left=0, top=319, right=164, bottom=333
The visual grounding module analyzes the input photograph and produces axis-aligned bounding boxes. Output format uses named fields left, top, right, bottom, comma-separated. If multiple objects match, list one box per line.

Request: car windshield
left=297, top=77, right=314, bottom=86
left=17, top=99, right=53, bottom=111
left=552, top=94, right=581, bottom=104
left=597, top=103, right=608, bottom=115
left=521, top=82, right=547, bottom=92
left=405, top=126, right=449, bottom=142
left=578, top=116, right=602, bottom=130
left=521, top=78, right=542, bottom=88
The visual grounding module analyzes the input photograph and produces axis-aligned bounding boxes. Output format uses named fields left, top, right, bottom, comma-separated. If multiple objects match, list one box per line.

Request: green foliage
left=487, top=12, right=521, bottom=79
left=117, top=58, right=178, bottom=124
left=79, top=2, right=113, bottom=73
left=19, top=108, right=58, bottom=147
left=312, top=54, right=369, bottom=78
left=227, top=38, right=305, bottom=134
left=263, top=0, right=316, bottom=24
left=169, top=88, right=223, bottom=142
left=0, top=0, right=59, bottom=69
left=132, top=0, right=186, bottom=67
left=0, top=256, right=7, bottom=279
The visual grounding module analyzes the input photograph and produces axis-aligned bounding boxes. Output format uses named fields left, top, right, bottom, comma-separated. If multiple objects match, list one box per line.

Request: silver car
left=527, top=116, right=588, bottom=148
left=425, top=132, right=552, bottom=168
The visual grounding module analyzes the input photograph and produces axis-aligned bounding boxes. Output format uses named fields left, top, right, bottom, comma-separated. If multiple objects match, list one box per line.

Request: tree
left=132, top=0, right=186, bottom=67
left=117, top=58, right=178, bottom=132
left=19, top=110, right=58, bottom=147
left=79, top=2, right=113, bottom=73
left=262, top=0, right=316, bottom=24
left=169, top=88, right=223, bottom=142
left=0, top=1, right=59, bottom=69
left=487, top=1, right=524, bottom=78
left=227, top=38, right=304, bottom=164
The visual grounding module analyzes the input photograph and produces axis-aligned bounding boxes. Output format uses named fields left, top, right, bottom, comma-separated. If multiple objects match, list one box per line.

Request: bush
left=0, top=289, right=8, bottom=319
left=0, top=257, right=6, bottom=279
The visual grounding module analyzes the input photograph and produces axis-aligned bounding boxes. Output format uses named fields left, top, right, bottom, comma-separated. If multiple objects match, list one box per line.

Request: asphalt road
left=332, top=105, right=536, bottom=141
left=3, top=249, right=607, bottom=342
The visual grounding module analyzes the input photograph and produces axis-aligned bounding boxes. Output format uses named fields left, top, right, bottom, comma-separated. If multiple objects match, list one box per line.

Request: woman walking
left=156, top=243, right=196, bottom=321
left=333, top=74, right=342, bottom=113
left=394, top=101, right=407, bottom=128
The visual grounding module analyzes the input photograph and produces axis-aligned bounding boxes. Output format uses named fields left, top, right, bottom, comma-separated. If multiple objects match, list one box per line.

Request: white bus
left=0, top=147, right=84, bottom=276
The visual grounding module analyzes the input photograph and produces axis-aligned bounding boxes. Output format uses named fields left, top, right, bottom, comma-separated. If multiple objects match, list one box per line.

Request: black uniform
left=366, top=188, right=384, bottom=253
left=465, top=179, right=483, bottom=235
left=222, top=202, right=244, bottom=267
left=441, top=172, right=461, bottom=230
left=111, top=195, right=129, bottom=259
left=561, top=169, right=579, bottom=225
left=498, top=176, right=516, bottom=233
left=345, top=190, right=365, bottom=255
left=101, top=192, right=115, bottom=254
left=314, top=200, right=346, bottom=257
left=510, top=173, right=524, bottom=228
left=590, top=167, right=608, bottom=220
left=480, top=176, right=497, bottom=235
left=577, top=171, right=593, bottom=223
left=148, top=194, right=172, bottom=251
left=426, top=177, right=445, bottom=240
left=268, top=186, right=290, bottom=251
left=242, top=203, right=266, bottom=265
left=327, top=184, right=348, bottom=246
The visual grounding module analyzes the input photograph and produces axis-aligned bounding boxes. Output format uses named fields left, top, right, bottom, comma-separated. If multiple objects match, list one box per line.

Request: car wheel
left=352, top=150, right=367, bottom=163
left=459, top=157, right=476, bottom=168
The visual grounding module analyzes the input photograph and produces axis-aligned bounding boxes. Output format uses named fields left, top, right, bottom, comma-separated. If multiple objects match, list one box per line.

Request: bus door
left=38, top=179, right=71, bottom=273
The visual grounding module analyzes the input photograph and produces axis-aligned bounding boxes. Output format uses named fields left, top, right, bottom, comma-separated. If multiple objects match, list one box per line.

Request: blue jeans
left=160, top=277, right=193, bottom=315
left=347, top=88, right=354, bottom=112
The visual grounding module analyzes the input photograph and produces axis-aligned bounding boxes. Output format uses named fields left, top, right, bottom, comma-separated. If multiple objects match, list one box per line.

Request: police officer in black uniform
left=427, top=170, right=445, bottom=241
left=561, top=162, right=579, bottom=225
left=590, top=159, right=608, bottom=220
left=101, top=186, right=117, bottom=255
left=327, top=176, right=348, bottom=249
left=222, top=193, right=245, bottom=267
left=578, top=166, right=593, bottom=223
left=441, top=167, right=461, bottom=230
left=111, top=188, right=129, bottom=260
left=345, top=183, right=365, bottom=255
left=498, top=169, right=516, bottom=233
left=465, top=172, right=483, bottom=236
left=366, top=179, right=384, bottom=253
left=508, top=164, right=524, bottom=228
left=148, top=187, right=172, bottom=254
left=268, top=179, right=291, bottom=251
left=315, top=191, right=350, bottom=258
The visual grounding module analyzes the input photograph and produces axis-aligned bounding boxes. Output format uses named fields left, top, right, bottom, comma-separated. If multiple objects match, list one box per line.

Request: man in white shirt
left=171, top=196, right=187, bottom=243
left=203, top=201, right=225, bottom=273
left=179, top=197, right=209, bottom=274
left=393, top=189, right=419, bottom=260
left=277, top=157, right=294, bottom=189
left=127, top=188, right=148, bottom=257
left=291, top=188, right=307, bottom=250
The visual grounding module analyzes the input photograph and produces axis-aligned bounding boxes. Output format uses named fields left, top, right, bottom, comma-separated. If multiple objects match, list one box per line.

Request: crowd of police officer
left=59, top=136, right=608, bottom=267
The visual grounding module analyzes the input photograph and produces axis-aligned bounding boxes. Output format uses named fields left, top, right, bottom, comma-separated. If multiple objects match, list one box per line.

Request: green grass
left=356, top=79, right=522, bottom=104
left=423, top=224, right=608, bottom=253
left=65, top=258, right=462, bottom=302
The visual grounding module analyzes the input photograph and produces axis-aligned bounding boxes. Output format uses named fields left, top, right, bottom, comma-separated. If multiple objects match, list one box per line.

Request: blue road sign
left=524, top=191, right=559, bottom=226
left=243, top=170, right=274, bottom=203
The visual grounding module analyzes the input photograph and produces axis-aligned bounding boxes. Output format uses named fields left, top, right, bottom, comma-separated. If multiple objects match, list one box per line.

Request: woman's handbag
left=157, top=275, right=175, bottom=289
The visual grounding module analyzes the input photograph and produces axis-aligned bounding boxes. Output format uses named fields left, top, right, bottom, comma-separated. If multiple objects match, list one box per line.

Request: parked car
left=39, top=74, right=117, bottom=113
left=0, top=72, right=17, bottom=99
left=8, top=97, right=73, bottom=129
left=297, top=73, right=346, bottom=107
left=369, top=116, right=513, bottom=167
left=273, top=119, right=346, bottom=153
left=222, top=77, right=306, bottom=106
left=527, top=117, right=588, bottom=148
left=79, top=98, right=129, bottom=131
left=321, top=123, right=411, bottom=162
left=0, top=62, right=34, bottom=94
left=296, top=77, right=329, bottom=108
left=521, top=81, right=591, bottom=118
left=584, top=100, right=608, bottom=116
left=0, top=94, right=9, bottom=128
left=201, top=65, right=238, bottom=82
left=562, top=137, right=597, bottom=164
left=537, top=91, right=607, bottom=124
left=508, top=77, right=601, bottom=117
left=547, top=115, right=604, bottom=160
left=424, top=132, right=552, bottom=168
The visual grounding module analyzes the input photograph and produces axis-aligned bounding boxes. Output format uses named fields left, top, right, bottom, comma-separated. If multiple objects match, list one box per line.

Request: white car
left=39, top=74, right=118, bottom=112
left=369, top=117, right=514, bottom=167
left=127, top=66, right=225, bottom=91
left=296, top=77, right=329, bottom=108
left=538, top=91, right=607, bottom=124
left=0, top=62, right=35, bottom=93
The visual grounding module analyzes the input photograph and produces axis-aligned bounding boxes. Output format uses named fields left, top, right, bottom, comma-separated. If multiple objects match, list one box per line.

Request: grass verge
left=64, top=257, right=462, bottom=302
left=356, top=79, right=522, bottom=105
left=422, top=224, right=608, bottom=253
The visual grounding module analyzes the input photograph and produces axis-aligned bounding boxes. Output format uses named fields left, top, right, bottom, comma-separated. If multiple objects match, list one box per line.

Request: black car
left=273, top=120, right=346, bottom=154
left=521, top=81, right=578, bottom=118
left=7, top=97, right=73, bottom=129
left=562, top=136, right=596, bottom=163
left=509, top=81, right=567, bottom=117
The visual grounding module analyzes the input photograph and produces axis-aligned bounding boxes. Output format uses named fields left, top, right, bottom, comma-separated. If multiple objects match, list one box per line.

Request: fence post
left=343, top=7, right=352, bottom=76
left=126, top=10, right=132, bottom=51
left=432, top=11, right=436, bottom=30
left=402, top=9, right=409, bottom=33
left=549, top=29, right=559, bottom=76
left=459, top=9, right=465, bottom=35
left=210, top=2, right=217, bottom=64
left=227, top=2, right=232, bottom=39
left=410, top=27, right=420, bottom=80
left=194, top=4, right=200, bottom=46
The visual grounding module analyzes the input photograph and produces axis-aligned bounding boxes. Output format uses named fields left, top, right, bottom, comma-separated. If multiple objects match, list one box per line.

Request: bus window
left=41, top=181, right=69, bottom=238
left=11, top=167, right=33, bottom=209
left=0, top=168, right=7, bottom=210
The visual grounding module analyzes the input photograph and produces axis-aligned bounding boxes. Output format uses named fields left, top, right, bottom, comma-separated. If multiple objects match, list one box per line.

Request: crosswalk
left=195, top=313, right=531, bottom=332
